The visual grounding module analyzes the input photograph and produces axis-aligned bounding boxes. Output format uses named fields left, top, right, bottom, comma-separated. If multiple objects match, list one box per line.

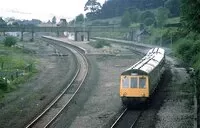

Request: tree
left=144, top=18, right=155, bottom=26
left=0, top=17, right=6, bottom=26
left=128, top=7, right=140, bottom=23
left=181, top=0, right=200, bottom=33
left=4, top=36, right=17, bottom=47
left=57, top=19, right=68, bottom=26
left=84, top=0, right=102, bottom=12
left=121, top=11, right=131, bottom=27
left=164, top=0, right=180, bottom=17
left=47, top=20, right=51, bottom=24
left=76, top=14, right=84, bottom=22
left=12, top=22, right=20, bottom=26
left=139, top=11, right=155, bottom=24
left=156, top=7, right=169, bottom=27
left=52, top=16, right=56, bottom=24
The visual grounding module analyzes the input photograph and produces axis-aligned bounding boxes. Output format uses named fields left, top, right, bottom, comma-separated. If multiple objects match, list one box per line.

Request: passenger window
left=139, top=77, right=146, bottom=88
left=122, top=77, right=129, bottom=88
left=131, top=77, right=137, bottom=88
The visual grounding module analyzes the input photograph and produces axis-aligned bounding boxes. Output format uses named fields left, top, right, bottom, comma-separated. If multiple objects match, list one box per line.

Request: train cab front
left=120, top=74, right=149, bottom=106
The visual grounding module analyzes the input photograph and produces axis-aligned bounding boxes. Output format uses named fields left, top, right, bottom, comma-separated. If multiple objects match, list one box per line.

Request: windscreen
left=130, top=77, right=137, bottom=88
left=139, top=77, right=146, bottom=88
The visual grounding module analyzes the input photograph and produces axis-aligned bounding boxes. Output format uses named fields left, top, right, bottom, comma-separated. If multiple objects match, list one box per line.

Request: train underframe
left=121, top=96, right=149, bottom=108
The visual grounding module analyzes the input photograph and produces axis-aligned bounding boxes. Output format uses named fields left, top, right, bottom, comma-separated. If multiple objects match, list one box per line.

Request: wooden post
left=87, top=31, right=90, bottom=41
left=57, top=31, right=59, bottom=37
left=31, top=31, right=34, bottom=42
left=130, top=30, right=133, bottom=41
left=20, top=31, right=23, bottom=41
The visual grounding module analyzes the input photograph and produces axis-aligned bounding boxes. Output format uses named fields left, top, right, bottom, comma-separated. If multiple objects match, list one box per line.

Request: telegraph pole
left=84, top=16, right=85, bottom=41
left=74, top=18, right=76, bottom=41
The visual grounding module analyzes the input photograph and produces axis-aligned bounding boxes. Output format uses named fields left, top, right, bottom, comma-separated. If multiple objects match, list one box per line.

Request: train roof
left=122, top=47, right=165, bottom=75
left=146, top=47, right=165, bottom=56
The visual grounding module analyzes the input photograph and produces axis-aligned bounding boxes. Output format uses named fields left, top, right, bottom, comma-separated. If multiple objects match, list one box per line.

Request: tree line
left=84, top=0, right=180, bottom=20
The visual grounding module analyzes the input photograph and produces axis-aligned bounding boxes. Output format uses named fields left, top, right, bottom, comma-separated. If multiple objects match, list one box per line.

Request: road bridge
left=0, top=26, right=130, bottom=41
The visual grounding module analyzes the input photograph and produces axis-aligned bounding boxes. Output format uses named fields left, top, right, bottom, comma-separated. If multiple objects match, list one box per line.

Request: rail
left=110, top=108, right=143, bottom=128
left=25, top=37, right=89, bottom=128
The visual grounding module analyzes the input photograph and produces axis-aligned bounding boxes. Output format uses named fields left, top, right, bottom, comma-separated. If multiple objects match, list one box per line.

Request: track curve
left=25, top=39, right=89, bottom=128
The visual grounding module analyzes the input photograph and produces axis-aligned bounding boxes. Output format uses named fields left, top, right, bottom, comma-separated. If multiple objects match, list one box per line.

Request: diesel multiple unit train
left=120, top=47, right=165, bottom=106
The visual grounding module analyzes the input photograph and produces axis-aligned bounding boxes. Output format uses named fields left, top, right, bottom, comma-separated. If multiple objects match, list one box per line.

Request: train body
left=120, top=47, right=165, bottom=106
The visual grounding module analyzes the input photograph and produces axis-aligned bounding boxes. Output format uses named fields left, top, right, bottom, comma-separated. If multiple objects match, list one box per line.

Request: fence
left=0, top=64, right=32, bottom=81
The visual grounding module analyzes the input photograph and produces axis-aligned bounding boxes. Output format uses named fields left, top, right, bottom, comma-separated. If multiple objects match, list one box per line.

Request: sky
left=0, top=0, right=105, bottom=22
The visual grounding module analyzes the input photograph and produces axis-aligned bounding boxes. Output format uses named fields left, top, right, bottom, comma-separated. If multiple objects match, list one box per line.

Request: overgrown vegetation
left=4, top=36, right=17, bottom=47
left=166, top=0, right=200, bottom=107
left=0, top=43, right=37, bottom=99
left=89, top=40, right=110, bottom=48
left=174, top=31, right=200, bottom=93
left=0, top=78, right=8, bottom=91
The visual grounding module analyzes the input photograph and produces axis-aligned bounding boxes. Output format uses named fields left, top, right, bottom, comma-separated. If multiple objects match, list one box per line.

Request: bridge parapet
left=0, top=26, right=130, bottom=32
left=0, top=26, right=131, bottom=41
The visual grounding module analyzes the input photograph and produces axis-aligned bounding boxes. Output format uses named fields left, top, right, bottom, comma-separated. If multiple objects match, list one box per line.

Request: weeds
left=89, top=40, right=111, bottom=48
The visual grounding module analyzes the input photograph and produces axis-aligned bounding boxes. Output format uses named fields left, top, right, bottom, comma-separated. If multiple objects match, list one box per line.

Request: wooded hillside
left=85, top=0, right=180, bottom=20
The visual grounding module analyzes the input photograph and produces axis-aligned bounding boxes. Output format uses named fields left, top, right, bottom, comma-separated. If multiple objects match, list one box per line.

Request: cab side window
left=122, top=77, right=129, bottom=88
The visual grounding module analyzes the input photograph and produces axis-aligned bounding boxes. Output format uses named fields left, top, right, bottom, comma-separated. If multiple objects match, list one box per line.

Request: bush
left=140, top=11, right=155, bottom=23
left=121, top=11, right=131, bottom=27
left=0, top=78, right=8, bottom=91
left=89, top=40, right=110, bottom=48
left=4, top=36, right=17, bottom=47
left=190, top=40, right=200, bottom=55
left=175, top=38, right=192, bottom=62
left=144, top=18, right=155, bottom=26
left=191, top=53, right=200, bottom=68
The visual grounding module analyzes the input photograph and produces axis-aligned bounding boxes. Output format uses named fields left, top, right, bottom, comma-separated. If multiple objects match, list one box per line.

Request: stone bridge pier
left=20, top=31, right=35, bottom=42
left=74, top=31, right=90, bottom=41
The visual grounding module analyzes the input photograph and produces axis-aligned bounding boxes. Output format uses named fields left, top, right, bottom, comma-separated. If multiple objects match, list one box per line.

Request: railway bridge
left=0, top=26, right=129, bottom=41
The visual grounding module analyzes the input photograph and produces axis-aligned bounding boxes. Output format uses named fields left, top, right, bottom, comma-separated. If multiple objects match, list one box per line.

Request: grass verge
left=0, top=43, right=38, bottom=99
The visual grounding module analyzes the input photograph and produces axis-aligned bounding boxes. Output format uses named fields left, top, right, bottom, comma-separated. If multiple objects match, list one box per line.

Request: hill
left=85, top=0, right=180, bottom=21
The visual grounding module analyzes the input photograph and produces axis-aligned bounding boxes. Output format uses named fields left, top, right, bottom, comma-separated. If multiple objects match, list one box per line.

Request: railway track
left=25, top=40, right=89, bottom=128
left=111, top=108, right=143, bottom=128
